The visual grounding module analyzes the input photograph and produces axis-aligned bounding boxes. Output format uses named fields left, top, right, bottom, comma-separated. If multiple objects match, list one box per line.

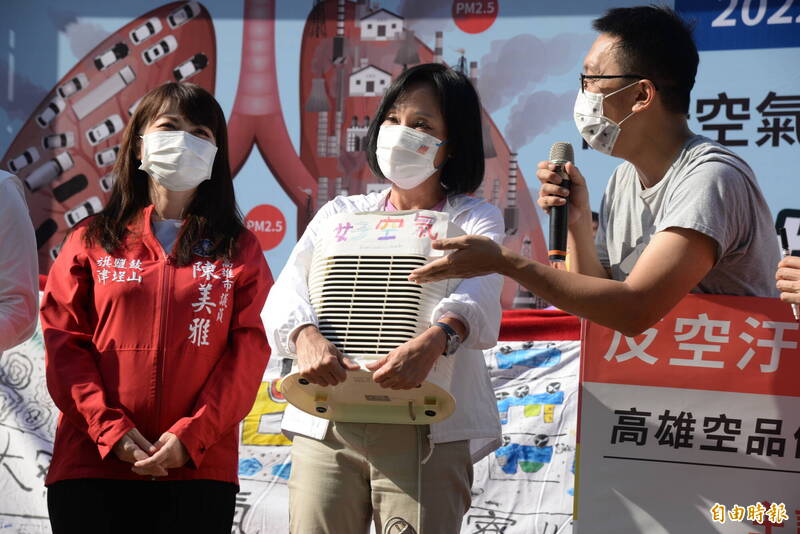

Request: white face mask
left=573, top=81, right=638, bottom=155
left=376, top=125, right=445, bottom=190
left=139, top=130, right=218, bottom=191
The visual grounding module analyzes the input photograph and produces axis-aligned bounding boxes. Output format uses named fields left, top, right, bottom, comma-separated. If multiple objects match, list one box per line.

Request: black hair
left=365, top=63, right=484, bottom=195
left=84, top=82, right=244, bottom=266
left=593, top=5, right=698, bottom=115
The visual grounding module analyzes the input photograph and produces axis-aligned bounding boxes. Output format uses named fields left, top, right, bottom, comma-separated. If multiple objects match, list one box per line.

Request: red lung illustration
left=226, top=0, right=318, bottom=236
left=2, top=1, right=216, bottom=273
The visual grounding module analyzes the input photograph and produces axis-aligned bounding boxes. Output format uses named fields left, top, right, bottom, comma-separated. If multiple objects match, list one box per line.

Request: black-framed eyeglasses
left=580, top=74, right=656, bottom=93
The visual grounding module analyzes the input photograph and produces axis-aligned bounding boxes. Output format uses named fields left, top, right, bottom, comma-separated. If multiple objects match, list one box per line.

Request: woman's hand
left=295, top=325, right=360, bottom=386
left=777, top=255, right=800, bottom=305
left=112, top=428, right=168, bottom=477
left=536, top=161, right=592, bottom=228
left=366, top=327, right=446, bottom=389
left=132, top=432, right=189, bottom=476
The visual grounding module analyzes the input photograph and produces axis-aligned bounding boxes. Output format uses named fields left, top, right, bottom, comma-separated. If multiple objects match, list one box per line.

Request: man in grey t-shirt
left=597, top=134, right=778, bottom=297
left=409, top=6, right=779, bottom=336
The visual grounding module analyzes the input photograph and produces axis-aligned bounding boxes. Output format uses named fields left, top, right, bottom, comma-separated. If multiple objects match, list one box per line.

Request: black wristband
left=434, top=321, right=457, bottom=338
left=434, top=321, right=461, bottom=355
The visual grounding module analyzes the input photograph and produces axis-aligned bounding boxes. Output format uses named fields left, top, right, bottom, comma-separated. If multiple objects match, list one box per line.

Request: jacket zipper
left=154, top=242, right=174, bottom=443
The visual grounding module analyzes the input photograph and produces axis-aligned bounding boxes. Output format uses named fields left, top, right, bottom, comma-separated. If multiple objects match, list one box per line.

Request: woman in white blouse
left=263, top=63, right=503, bottom=534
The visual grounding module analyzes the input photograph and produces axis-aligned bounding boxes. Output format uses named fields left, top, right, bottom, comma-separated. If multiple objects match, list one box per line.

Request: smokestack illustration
left=310, top=0, right=327, bottom=37
left=327, top=0, right=346, bottom=157
left=512, top=236, right=549, bottom=309
left=334, top=176, right=347, bottom=196
left=354, top=0, right=368, bottom=21
left=504, top=152, right=518, bottom=235
left=434, top=31, right=443, bottom=63
left=482, top=112, right=497, bottom=159
left=335, top=0, right=345, bottom=41
left=467, top=60, right=497, bottom=159
left=306, top=78, right=330, bottom=157
left=395, top=29, right=420, bottom=70
left=455, top=49, right=467, bottom=74
left=318, top=176, right=329, bottom=206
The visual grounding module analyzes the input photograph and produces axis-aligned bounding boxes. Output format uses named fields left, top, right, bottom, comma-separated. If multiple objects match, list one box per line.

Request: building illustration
left=357, top=8, right=404, bottom=41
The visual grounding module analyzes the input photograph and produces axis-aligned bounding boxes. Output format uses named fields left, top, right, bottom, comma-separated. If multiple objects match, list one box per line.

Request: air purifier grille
left=310, top=254, right=444, bottom=357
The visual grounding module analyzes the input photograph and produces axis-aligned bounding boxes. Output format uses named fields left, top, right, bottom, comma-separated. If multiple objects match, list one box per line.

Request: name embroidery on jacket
left=95, top=256, right=143, bottom=284
left=188, top=260, right=236, bottom=346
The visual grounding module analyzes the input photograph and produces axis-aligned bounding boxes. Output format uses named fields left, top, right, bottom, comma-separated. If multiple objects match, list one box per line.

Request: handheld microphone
left=548, top=142, right=574, bottom=262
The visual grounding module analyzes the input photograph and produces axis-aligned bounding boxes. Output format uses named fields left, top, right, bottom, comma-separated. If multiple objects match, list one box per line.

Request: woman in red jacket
left=40, top=82, right=272, bottom=533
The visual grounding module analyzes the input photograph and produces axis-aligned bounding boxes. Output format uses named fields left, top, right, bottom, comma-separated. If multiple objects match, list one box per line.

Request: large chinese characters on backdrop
left=1, top=0, right=547, bottom=309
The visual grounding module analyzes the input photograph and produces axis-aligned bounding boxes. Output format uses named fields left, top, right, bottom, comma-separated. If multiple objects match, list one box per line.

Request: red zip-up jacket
left=40, top=205, right=272, bottom=485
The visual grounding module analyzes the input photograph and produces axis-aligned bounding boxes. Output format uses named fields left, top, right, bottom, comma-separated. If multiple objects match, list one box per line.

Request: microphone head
left=549, top=142, right=574, bottom=164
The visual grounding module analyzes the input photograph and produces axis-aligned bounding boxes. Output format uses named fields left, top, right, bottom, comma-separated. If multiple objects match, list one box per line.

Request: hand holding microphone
left=778, top=227, right=800, bottom=321
left=546, top=143, right=573, bottom=262
left=536, top=142, right=591, bottom=262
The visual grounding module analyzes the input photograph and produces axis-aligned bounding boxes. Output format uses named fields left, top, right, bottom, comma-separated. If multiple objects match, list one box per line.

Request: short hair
left=365, top=63, right=485, bottom=195
left=593, top=5, right=698, bottom=115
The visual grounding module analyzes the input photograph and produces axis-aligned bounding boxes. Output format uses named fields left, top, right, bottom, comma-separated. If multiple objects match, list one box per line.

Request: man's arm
left=564, top=209, right=609, bottom=277
left=410, top=226, right=716, bottom=337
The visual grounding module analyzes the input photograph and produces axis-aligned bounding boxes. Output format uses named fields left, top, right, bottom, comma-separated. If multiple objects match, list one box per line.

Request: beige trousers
left=288, top=422, right=473, bottom=534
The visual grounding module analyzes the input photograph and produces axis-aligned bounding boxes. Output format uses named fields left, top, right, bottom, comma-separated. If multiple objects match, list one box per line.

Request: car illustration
left=173, top=53, right=208, bottom=81
left=142, top=35, right=178, bottom=65
left=72, top=66, right=136, bottom=121
left=99, top=173, right=116, bottom=192
left=35, top=219, right=58, bottom=251
left=95, top=146, right=119, bottom=167
left=53, top=174, right=88, bottom=203
left=24, top=152, right=74, bottom=192
left=93, top=42, right=129, bottom=71
left=36, top=97, right=66, bottom=128
left=65, top=196, right=103, bottom=227
left=57, top=73, right=89, bottom=99
left=86, top=115, right=125, bottom=146
left=128, top=96, right=143, bottom=116
left=42, top=132, right=75, bottom=150
left=167, top=2, right=201, bottom=28
left=7, top=147, right=40, bottom=173
left=129, top=17, right=163, bottom=45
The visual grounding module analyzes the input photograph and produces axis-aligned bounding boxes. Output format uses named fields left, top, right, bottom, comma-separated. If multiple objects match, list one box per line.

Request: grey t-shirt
left=595, top=134, right=779, bottom=297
